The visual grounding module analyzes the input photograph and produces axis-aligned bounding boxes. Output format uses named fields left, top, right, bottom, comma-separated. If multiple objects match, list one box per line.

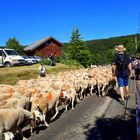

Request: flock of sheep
left=0, top=65, right=117, bottom=140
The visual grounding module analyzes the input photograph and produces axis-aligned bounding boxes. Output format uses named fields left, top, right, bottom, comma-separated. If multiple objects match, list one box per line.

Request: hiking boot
left=119, top=99, right=125, bottom=105
left=124, top=96, right=130, bottom=100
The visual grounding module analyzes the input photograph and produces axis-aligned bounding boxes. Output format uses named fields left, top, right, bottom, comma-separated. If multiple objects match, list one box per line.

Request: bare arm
left=128, top=63, right=132, bottom=77
left=112, top=64, right=116, bottom=76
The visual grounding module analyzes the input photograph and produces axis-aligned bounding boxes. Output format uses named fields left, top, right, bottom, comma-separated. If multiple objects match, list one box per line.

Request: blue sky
left=0, top=0, right=139, bottom=46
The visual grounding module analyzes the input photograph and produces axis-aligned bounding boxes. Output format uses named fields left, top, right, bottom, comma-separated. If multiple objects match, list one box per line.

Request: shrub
left=62, top=59, right=83, bottom=67
left=40, top=58, right=56, bottom=66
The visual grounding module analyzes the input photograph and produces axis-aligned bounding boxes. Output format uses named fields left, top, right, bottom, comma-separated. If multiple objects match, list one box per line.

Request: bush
left=61, top=59, right=83, bottom=67
left=54, top=56, right=63, bottom=63
left=40, top=58, right=56, bottom=66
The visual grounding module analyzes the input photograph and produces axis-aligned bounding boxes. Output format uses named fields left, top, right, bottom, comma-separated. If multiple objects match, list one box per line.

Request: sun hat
left=115, top=45, right=126, bottom=52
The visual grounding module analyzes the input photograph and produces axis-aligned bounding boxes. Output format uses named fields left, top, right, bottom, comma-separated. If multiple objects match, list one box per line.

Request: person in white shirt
left=39, top=63, right=46, bottom=77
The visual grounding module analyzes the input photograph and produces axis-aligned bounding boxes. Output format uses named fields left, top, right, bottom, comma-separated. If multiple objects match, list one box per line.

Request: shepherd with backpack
left=112, top=45, right=132, bottom=105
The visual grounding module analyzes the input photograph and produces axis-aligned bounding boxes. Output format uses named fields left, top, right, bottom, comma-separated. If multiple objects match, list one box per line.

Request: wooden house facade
left=24, top=37, right=63, bottom=57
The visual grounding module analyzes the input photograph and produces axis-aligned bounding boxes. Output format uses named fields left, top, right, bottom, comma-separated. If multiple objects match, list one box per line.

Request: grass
left=0, top=63, right=83, bottom=85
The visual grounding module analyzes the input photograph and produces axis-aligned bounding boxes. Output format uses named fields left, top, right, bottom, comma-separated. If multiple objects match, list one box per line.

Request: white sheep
left=0, top=107, right=34, bottom=140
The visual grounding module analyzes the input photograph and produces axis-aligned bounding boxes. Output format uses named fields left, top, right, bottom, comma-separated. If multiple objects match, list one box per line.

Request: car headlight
left=12, top=59, right=18, bottom=62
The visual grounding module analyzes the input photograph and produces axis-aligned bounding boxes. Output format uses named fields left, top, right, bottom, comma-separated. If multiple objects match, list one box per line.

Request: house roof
left=24, top=36, right=63, bottom=52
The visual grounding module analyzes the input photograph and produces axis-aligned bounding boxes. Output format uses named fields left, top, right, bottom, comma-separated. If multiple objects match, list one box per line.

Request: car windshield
left=23, top=56, right=29, bottom=59
left=28, top=56, right=34, bottom=58
left=33, top=56, right=40, bottom=58
left=5, top=50, right=19, bottom=55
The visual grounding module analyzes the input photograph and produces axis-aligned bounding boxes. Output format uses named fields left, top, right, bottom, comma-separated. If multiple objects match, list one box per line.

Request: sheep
left=30, top=88, right=61, bottom=130
left=76, top=75, right=89, bottom=100
left=0, top=107, right=34, bottom=140
left=0, top=94, right=13, bottom=102
left=30, top=92, right=49, bottom=129
left=0, top=97, right=30, bottom=111
left=60, top=87, right=79, bottom=111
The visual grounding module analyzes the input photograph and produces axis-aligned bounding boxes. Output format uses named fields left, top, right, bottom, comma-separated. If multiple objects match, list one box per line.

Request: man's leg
left=117, top=77, right=125, bottom=104
left=50, top=59, right=52, bottom=66
left=119, top=86, right=125, bottom=100
left=124, top=86, right=128, bottom=97
left=124, top=77, right=129, bottom=98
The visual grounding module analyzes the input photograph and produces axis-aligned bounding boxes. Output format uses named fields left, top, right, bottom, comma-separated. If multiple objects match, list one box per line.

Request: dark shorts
left=117, top=77, right=129, bottom=87
left=135, top=68, right=140, bottom=75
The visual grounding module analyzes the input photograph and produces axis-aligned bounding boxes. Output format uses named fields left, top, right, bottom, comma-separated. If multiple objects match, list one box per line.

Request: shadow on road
left=21, top=108, right=66, bottom=140
left=106, top=88, right=120, bottom=103
left=83, top=108, right=137, bottom=140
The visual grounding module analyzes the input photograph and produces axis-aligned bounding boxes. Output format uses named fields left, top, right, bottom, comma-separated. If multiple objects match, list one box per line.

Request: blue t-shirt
left=112, top=53, right=131, bottom=77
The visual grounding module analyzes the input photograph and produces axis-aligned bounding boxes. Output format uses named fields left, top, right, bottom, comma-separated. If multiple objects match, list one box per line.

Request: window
left=4, top=50, right=19, bottom=55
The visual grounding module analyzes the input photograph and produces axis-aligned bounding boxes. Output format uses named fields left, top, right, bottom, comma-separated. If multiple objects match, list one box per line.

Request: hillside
left=86, top=34, right=140, bottom=53
left=61, top=33, right=140, bottom=65
left=62, top=33, right=140, bottom=55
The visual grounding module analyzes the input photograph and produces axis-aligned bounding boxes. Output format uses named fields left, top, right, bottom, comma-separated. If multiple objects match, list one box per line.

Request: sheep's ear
left=37, top=104, right=40, bottom=109
left=37, top=105, right=42, bottom=113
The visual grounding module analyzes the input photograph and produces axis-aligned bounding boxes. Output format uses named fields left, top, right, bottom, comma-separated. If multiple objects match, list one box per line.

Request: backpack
left=115, top=54, right=129, bottom=70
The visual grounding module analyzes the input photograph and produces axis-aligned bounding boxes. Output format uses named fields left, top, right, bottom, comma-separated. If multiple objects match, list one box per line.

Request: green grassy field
left=0, top=63, right=82, bottom=85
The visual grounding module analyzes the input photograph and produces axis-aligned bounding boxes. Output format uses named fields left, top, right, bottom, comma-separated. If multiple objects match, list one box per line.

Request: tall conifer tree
left=68, top=27, right=91, bottom=67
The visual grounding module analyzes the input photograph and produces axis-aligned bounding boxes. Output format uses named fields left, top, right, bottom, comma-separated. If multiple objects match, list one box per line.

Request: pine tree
left=5, top=37, right=24, bottom=55
left=67, top=27, right=91, bottom=67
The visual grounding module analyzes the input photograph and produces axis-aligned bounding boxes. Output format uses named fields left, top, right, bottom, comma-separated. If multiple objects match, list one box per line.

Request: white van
left=0, top=48, right=25, bottom=67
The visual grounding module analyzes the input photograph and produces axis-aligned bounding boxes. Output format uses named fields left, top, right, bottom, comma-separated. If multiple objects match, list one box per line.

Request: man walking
left=112, top=45, right=132, bottom=105
left=49, top=53, right=54, bottom=66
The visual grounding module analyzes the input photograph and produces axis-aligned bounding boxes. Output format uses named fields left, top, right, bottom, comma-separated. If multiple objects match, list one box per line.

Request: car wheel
left=5, top=62, right=11, bottom=67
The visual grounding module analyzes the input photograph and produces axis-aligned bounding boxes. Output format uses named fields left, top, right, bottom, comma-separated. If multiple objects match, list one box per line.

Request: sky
left=0, top=0, right=140, bottom=46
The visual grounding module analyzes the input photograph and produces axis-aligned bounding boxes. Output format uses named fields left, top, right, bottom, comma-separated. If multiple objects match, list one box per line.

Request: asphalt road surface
left=24, top=94, right=111, bottom=140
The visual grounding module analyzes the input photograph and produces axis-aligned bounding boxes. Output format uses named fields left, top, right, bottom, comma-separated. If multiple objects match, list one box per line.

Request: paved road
left=22, top=78, right=139, bottom=140
left=25, top=94, right=111, bottom=140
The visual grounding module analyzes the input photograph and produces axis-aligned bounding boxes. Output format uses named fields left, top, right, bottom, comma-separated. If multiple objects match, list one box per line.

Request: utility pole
left=135, top=35, right=138, bottom=51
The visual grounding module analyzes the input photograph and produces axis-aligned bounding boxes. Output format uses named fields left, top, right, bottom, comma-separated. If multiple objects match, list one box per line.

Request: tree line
left=1, top=28, right=140, bottom=67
